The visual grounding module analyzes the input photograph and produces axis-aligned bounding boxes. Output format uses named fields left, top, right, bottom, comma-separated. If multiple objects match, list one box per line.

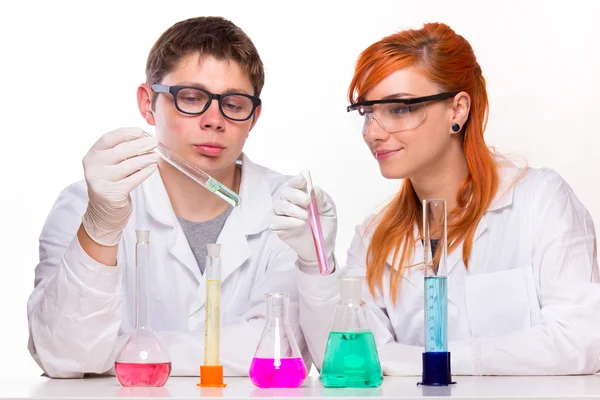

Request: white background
left=0, top=0, right=598, bottom=378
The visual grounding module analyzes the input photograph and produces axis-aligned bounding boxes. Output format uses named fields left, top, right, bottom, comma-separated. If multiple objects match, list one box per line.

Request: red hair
left=349, top=23, right=498, bottom=304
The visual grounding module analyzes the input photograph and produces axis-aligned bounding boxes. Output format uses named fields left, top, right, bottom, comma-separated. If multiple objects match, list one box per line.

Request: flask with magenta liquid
left=114, top=230, right=171, bottom=387
left=249, top=293, right=307, bottom=388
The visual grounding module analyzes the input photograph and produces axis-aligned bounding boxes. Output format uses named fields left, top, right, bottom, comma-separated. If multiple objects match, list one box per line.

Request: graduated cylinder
left=199, top=243, right=226, bottom=387
left=421, top=199, right=454, bottom=386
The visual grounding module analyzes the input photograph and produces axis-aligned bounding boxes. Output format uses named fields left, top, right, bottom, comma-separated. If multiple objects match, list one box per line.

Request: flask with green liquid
left=320, top=276, right=383, bottom=388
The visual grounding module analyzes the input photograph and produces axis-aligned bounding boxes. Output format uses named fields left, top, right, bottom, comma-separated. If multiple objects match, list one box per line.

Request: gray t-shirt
left=177, top=207, right=233, bottom=274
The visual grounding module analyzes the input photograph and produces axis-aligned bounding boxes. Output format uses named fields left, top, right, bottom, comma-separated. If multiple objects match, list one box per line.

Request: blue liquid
left=424, top=276, right=447, bottom=352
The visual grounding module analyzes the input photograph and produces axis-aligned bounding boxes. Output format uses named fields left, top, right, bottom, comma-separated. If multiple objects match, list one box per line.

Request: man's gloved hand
left=81, top=127, right=159, bottom=246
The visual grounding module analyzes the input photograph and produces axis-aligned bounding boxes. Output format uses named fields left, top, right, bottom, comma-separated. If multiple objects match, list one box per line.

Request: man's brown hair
left=146, top=16, right=265, bottom=99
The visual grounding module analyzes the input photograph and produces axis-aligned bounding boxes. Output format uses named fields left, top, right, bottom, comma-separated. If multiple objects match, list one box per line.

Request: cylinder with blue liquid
left=420, top=199, right=454, bottom=386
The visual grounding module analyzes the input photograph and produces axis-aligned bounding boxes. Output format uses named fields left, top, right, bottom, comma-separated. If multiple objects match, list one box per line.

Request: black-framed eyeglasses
left=151, top=84, right=261, bottom=122
left=347, top=92, right=458, bottom=113
left=346, top=91, right=459, bottom=135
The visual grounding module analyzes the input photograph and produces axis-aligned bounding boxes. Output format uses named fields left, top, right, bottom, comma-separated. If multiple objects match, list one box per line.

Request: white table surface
left=2, top=375, right=600, bottom=399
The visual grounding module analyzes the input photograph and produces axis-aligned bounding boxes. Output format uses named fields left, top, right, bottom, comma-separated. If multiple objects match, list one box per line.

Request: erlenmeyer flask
left=115, top=230, right=171, bottom=387
left=320, top=276, right=383, bottom=388
left=249, top=293, right=307, bottom=388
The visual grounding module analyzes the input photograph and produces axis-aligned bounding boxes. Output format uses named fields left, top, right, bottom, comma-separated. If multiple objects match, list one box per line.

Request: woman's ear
left=451, top=91, right=471, bottom=132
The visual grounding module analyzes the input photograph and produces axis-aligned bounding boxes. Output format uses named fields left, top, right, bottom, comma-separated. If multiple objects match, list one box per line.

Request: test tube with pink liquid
left=301, top=170, right=332, bottom=276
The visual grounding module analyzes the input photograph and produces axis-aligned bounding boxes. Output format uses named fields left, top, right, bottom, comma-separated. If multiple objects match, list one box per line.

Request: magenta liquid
left=114, top=362, right=171, bottom=387
left=249, top=357, right=307, bottom=388
left=307, top=198, right=331, bottom=275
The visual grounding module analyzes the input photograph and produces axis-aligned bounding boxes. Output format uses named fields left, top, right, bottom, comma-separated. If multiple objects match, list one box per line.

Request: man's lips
left=194, top=143, right=225, bottom=156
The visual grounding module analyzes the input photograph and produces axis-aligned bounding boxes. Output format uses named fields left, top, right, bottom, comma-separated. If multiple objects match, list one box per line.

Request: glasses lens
left=348, top=106, right=372, bottom=136
left=220, top=95, right=255, bottom=120
left=375, top=102, right=427, bottom=133
left=349, top=102, right=427, bottom=135
left=175, top=88, right=210, bottom=114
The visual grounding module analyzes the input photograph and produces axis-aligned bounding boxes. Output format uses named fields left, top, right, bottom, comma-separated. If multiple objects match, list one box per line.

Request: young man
left=27, top=16, right=318, bottom=378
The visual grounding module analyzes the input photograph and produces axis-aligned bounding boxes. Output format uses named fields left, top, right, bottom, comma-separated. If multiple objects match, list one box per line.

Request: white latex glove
left=271, top=175, right=337, bottom=268
left=81, top=127, right=159, bottom=246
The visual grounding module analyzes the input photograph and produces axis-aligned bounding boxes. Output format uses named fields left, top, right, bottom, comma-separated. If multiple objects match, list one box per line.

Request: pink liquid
left=115, top=362, right=171, bottom=387
left=249, top=357, right=307, bottom=388
left=307, top=198, right=331, bottom=275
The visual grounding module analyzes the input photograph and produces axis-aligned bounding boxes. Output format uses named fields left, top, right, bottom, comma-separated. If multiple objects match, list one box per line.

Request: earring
left=451, top=123, right=460, bottom=132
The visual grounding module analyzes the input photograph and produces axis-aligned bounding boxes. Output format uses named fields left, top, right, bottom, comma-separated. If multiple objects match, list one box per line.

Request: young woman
left=273, top=22, right=600, bottom=375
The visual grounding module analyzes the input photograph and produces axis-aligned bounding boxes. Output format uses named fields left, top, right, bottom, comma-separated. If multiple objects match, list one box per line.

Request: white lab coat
left=298, top=162, right=600, bottom=375
left=27, top=154, right=310, bottom=378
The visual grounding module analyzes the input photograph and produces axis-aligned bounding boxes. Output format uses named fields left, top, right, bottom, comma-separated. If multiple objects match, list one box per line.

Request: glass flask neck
left=331, top=276, right=369, bottom=332
left=339, top=276, right=363, bottom=305
left=266, top=293, right=289, bottom=323
left=135, top=232, right=150, bottom=330
left=331, top=301, right=368, bottom=332
left=252, top=292, right=304, bottom=360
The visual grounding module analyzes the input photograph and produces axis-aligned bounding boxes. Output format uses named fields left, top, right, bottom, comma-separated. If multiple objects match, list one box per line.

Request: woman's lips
left=375, top=148, right=402, bottom=160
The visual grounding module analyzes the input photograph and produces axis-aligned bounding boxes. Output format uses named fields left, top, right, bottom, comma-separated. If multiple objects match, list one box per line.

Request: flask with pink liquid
left=114, top=230, right=171, bottom=387
left=249, top=293, right=307, bottom=388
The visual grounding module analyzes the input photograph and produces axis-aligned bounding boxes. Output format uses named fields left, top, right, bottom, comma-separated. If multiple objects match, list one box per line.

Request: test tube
left=142, top=131, right=240, bottom=207
left=198, top=244, right=227, bottom=388
left=301, top=170, right=332, bottom=276
left=420, top=199, right=454, bottom=386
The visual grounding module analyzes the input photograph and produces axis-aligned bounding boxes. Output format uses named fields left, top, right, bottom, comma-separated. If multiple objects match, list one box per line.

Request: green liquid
left=206, top=177, right=241, bottom=207
left=205, top=177, right=222, bottom=193
left=320, top=331, right=383, bottom=388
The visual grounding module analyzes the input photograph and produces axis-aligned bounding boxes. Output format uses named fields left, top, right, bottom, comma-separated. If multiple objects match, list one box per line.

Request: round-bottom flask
left=114, top=230, right=171, bottom=387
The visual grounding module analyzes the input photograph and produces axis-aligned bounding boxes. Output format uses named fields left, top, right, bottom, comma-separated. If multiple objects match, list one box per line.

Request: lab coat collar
left=488, top=159, right=522, bottom=212
left=445, top=161, right=522, bottom=277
